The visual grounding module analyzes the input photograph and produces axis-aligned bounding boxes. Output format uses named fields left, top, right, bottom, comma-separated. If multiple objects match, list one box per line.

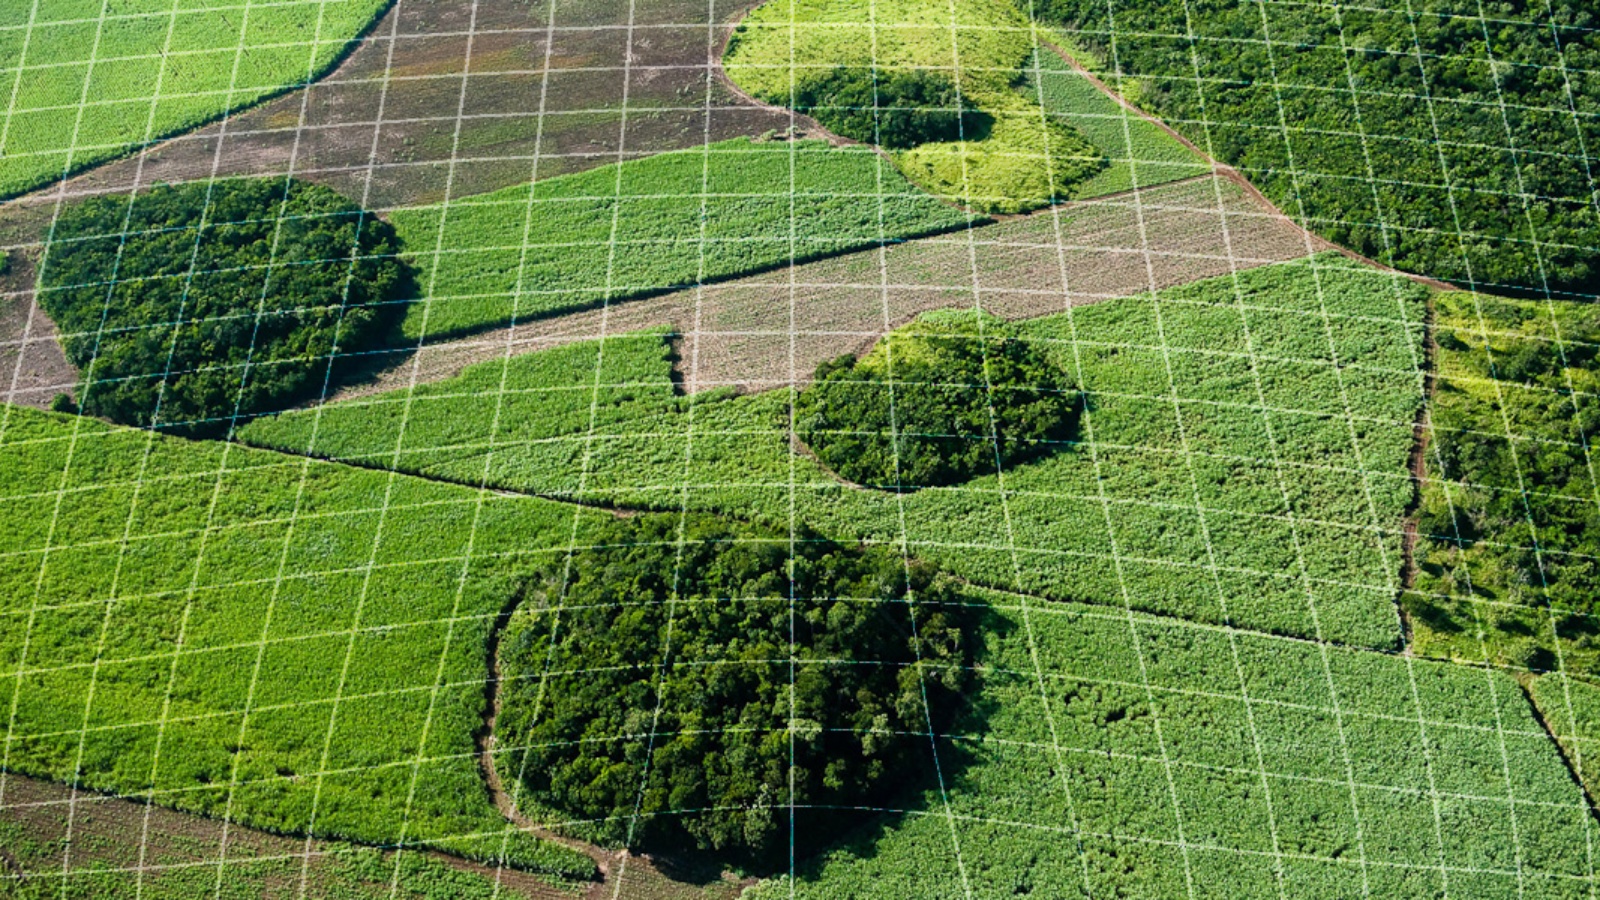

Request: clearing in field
left=0, top=0, right=391, bottom=200
left=242, top=254, right=1430, bottom=648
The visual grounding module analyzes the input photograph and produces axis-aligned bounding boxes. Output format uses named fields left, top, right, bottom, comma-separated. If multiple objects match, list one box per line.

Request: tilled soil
left=0, top=0, right=790, bottom=217
left=331, top=174, right=1316, bottom=400
left=0, top=251, right=74, bottom=410
left=0, top=772, right=573, bottom=899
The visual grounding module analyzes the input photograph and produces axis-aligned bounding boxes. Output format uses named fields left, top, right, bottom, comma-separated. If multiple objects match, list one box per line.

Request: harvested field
left=332, top=173, right=1313, bottom=399
left=0, top=772, right=574, bottom=899
left=0, top=0, right=792, bottom=214
left=0, top=251, right=74, bottom=410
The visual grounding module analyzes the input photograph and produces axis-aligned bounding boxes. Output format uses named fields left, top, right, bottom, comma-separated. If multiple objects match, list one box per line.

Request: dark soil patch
left=0, top=772, right=570, bottom=898
left=0, top=250, right=75, bottom=410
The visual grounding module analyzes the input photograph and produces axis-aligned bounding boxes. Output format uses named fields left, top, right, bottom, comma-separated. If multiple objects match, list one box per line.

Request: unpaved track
left=329, top=173, right=1312, bottom=399
left=0, top=772, right=572, bottom=898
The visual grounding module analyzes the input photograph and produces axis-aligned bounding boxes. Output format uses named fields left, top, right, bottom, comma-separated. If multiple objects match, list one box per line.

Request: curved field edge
left=0, top=0, right=396, bottom=203
left=241, top=254, right=1431, bottom=649
left=743, top=586, right=1598, bottom=898
left=0, top=406, right=598, bottom=881
left=386, top=137, right=983, bottom=342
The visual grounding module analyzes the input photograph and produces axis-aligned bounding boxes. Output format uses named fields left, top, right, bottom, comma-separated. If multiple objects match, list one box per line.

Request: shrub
left=495, top=515, right=977, bottom=862
left=788, top=68, right=986, bottom=149
left=38, top=178, right=405, bottom=436
left=795, top=312, right=1080, bottom=489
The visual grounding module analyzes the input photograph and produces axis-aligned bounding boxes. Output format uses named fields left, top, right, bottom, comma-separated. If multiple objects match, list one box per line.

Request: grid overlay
left=1, top=1, right=1599, bottom=898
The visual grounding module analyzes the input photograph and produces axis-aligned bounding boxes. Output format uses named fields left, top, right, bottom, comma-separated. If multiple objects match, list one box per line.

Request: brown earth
left=0, top=251, right=74, bottom=410
left=0, top=0, right=789, bottom=219
left=0, top=772, right=573, bottom=898
left=328, top=173, right=1314, bottom=400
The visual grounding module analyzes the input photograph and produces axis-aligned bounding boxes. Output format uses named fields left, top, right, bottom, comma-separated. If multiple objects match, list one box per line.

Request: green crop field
left=387, top=138, right=980, bottom=341
left=747, top=589, right=1596, bottom=899
left=1029, top=48, right=1207, bottom=199
left=0, top=406, right=598, bottom=882
left=0, top=0, right=390, bottom=199
left=9, top=0, right=1600, bottom=894
left=243, top=255, right=1430, bottom=648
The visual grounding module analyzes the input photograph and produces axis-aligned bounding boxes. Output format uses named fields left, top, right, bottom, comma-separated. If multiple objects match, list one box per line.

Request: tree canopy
left=38, top=178, right=405, bottom=436
left=1029, top=0, right=1600, bottom=297
left=495, top=515, right=977, bottom=862
left=786, top=67, right=988, bottom=150
left=796, top=312, right=1081, bottom=489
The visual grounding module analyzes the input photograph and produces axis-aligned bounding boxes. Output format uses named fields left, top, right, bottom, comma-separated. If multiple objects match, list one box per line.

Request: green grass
left=0, top=406, right=601, bottom=880
left=386, top=137, right=979, bottom=341
left=1028, top=48, right=1207, bottom=199
left=0, top=0, right=390, bottom=199
left=723, top=0, right=1106, bottom=213
left=1407, top=291, right=1600, bottom=677
left=242, top=255, right=1430, bottom=648
left=1530, top=673, right=1600, bottom=803
left=745, top=590, right=1596, bottom=898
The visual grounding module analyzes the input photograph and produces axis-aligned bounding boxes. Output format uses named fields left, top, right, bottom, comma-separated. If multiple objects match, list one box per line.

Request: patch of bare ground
left=329, top=173, right=1312, bottom=401
left=0, top=251, right=75, bottom=410
left=0, top=0, right=791, bottom=219
left=0, top=772, right=571, bottom=898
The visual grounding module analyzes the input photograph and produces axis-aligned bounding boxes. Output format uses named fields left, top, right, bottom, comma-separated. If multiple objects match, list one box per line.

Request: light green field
left=747, top=589, right=1597, bottom=898
left=724, top=0, right=1107, bottom=213
left=0, top=0, right=390, bottom=198
left=386, top=138, right=979, bottom=341
left=0, top=406, right=600, bottom=882
left=1029, top=48, right=1208, bottom=199
left=242, top=255, right=1430, bottom=648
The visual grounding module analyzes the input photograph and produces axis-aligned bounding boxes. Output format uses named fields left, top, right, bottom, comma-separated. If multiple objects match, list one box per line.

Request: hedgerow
left=243, top=255, right=1429, bottom=648
left=1026, top=0, right=1600, bottom=298
left=0, top=0, right=391, bottom=199
left=724, top=0, right=1106, bottom=213
left=496, top=515, right=976, bottom=862
left=387, top=138, right=978, bottom=340
left=38, top=178, right=404, bottom=436
left=0, top=406, right=597, bottom=881
left=1408, top=291, right=1600, bottom=677
left=796, top=310, right=1081, bottom=490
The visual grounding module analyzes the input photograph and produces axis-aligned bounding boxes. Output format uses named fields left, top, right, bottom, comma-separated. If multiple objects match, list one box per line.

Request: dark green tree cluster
left=1028, top=0, right=1600, bottom=297
left=783, top=67, right=988, bottom=149
left=38, top=178, right=404, bottom=436
left=495, top=515, right=976, bottom=863
left=796, top=312, right=1080, bottom=490
left=1414, top=292, right=1600, bottom=670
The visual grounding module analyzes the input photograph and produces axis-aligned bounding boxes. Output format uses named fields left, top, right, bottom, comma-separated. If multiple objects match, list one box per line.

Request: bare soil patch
left=0, top=251, right=75, bottom=410
left=0, top=772, right=570, bottom=898
left=330, top=174, right=1312, bottom=400
left=0, top=0, right=790, bottom=218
